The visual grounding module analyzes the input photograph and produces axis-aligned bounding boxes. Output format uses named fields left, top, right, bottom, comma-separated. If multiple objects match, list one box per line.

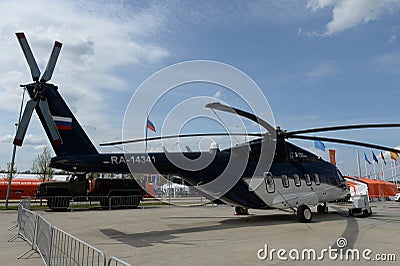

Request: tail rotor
left=13, top=32, right=63, bottom=146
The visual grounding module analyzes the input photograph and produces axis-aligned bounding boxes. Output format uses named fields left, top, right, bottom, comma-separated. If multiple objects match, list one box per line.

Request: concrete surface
left=1, top=202, right=400, bottom=265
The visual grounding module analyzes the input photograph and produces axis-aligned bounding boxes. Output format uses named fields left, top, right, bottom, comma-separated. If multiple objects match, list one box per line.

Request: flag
left=53, top=116, right=72, bottom=130
left=372, top=151, right=379, bottom=164
left=380, top=151, right=386, bottom=165
left=329, top=149, right=336, bottom=166
left=364, top=152, right=371, bottom=165
left=390, top=151, right=399, bottom=161
left=314, top=140, right=325, bottom=152
left=146, top=118, right=156, bottom=133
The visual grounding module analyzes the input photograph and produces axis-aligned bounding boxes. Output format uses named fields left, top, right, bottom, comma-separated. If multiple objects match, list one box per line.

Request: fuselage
left=51, top=138, right=349, bottom=209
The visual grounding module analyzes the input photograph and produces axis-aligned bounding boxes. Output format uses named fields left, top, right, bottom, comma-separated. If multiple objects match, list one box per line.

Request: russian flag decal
left=53, top=116, right=72, bottom=130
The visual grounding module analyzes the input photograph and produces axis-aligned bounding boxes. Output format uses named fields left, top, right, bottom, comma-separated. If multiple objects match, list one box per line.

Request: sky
left=1, top=0, right=400, bottom=179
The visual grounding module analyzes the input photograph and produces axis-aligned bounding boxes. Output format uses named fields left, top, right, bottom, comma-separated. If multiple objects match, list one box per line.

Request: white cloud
left=305, top=61, right=339, bottom=79
left=370, top=52, right=400, bottom=74
left=307, top=0, right=400, bottom=35
left=213, top=90, right=223, bottom=99
left=0, top=0, right=174, bottom=170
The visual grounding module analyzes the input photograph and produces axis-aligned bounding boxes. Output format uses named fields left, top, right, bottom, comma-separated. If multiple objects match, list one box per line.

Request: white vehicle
left=394, top=193, right=400, bottom=202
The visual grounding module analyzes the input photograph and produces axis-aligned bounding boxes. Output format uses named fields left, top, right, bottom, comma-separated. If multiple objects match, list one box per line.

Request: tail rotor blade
left=38, top=99, right=62, bottom=145
left=13, top=100, right=38, bottom=146
left=40, top=41, right=62, bottom=83
left=15, top=32, right=41, bottom=82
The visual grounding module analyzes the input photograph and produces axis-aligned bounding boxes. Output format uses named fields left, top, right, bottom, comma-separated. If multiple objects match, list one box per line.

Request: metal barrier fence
left=10, top=201, right=129, bottom=265
left=50, top=226, right=106, bottom=266
left=107, top=256, right=132, bottom=266
left=8, top=196, right=31, bottom=231
left=36, top=215, right=52, bottom=264
left=37, top=195, right=143, bottom=211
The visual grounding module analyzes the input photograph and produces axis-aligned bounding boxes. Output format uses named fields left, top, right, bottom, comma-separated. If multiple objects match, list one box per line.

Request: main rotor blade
left=15, top=32, right=41, bottom=82
left=40, top=41, right=62, bottom=83
left=13, top=99, right=38, bottom=146
left=38, top=99, right=62, bottom=145
left=205, top=102, right=276, bottom=135
left=286, top=123, right=400, bottom=136
left=100, top=132, right=263, bottom=146
left=289, top=135, right=400, bottom=153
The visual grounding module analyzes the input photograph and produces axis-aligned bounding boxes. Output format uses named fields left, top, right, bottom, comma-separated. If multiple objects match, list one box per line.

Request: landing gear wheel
left=297, top=205, right=312, bottom=223
left=234, top=206, right=249, bottom=215
left=317, top=204, right=328, bottom=214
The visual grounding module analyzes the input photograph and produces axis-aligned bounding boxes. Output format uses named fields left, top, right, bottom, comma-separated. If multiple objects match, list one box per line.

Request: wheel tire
left=234, top=206, right=249, bottom=215
left=297, top=205, right=312, bottom=223
left=317, top=204, right=324, bottom=214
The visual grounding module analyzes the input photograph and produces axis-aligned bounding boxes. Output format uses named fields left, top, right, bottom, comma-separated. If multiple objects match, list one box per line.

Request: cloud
left=213, top=90, right=223, bottom=99
left=305, top=61, right=339, bottom=79
left=370, top=52, right=400, bottom=74
left=0, top=0, right=172, bottom=146
left=307, top=0, right=400, bottom=35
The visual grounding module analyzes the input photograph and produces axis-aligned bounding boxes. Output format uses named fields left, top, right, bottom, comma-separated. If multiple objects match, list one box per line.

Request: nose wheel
left=234, top=206, right=249, bottom=215
left=297, top=204, right=312, bottom=223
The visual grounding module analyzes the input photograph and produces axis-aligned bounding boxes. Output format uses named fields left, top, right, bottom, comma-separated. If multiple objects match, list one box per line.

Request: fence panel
left=19, top=207, right=37, bottom=247
left=20, top=196, right=31, bottom=210
left=107, top=195, right=142, bottom=209
left=107, top=256, right=132, bottom=266
left=50, top=226, right=106, bottom=266
left=36, top=215, right=53, bottom=264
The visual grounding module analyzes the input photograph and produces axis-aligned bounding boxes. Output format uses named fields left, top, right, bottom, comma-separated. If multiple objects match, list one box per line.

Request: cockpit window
left=336, top=170, right=345, bottom=182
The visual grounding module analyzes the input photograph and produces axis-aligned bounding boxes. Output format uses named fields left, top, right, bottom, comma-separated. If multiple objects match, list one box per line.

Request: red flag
left=329, top=149, right=336, bottom=166
left=146, top=118, right=156, bottom=133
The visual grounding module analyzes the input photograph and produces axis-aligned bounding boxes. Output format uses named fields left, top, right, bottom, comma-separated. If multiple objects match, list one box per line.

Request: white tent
left=161, top=182, right=190, bottom=197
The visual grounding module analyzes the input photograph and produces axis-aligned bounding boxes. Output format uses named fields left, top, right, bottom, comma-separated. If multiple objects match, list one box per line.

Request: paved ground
left=1, top=201, right=400, bottom=265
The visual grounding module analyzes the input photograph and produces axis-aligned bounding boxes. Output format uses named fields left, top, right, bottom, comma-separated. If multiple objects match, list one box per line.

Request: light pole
left=5, top=88, right=25, bottom=209
left=5, top=123, right=18, bottom=209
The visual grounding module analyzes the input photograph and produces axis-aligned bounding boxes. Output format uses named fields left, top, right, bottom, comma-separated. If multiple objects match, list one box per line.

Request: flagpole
left=373, top=163, right=376, bottom=180
left=145, top=112, right=148, bottom=153
left=364, top=159, right=367, bottom=178
left=356, top=150, right=361, bottom=178
left=392, top=160, right=395, bottom=183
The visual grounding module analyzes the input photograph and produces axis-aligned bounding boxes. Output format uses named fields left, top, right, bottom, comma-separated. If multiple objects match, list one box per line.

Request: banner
left=329, top=149, right=336, bottom=166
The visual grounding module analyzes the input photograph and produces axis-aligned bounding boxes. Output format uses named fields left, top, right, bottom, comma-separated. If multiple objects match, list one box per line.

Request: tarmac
left=1, top=201, right=400, bottom=265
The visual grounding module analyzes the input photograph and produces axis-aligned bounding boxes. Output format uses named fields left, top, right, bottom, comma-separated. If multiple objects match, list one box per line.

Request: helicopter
left=12, top=32, right=400, bottom=222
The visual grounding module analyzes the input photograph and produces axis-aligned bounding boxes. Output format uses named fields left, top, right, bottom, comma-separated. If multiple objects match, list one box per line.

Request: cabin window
left=314, top=174, right=321, bottom=185
left=304, top=174, right=312, bottom=186
left=293, top=174, right=301, bottom=187
left=281, top=175, right=289, bottom=188
left=264, top=172, right=275, bottom=193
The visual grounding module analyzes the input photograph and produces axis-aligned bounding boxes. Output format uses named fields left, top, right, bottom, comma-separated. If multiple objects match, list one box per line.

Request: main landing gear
left=296, top=204, right=312, bottom=223
left=317, top=203, right=328, bottom=214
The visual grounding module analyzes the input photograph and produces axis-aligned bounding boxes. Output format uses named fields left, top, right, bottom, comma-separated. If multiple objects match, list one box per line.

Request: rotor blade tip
left=55, top=41, right=62, bottom=48
left=13, top=139, right=23, bottom=146
left=15, top=32, right=25, bottom=38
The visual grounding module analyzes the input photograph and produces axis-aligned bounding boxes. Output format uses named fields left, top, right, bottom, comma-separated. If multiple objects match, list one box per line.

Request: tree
left=32, top=146, right=54, bottom=181
left=2, top=162, right=18, bottom=180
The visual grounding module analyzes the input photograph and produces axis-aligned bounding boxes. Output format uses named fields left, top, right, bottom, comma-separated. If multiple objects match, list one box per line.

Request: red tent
left=346, top=176, right=398, bottom=199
